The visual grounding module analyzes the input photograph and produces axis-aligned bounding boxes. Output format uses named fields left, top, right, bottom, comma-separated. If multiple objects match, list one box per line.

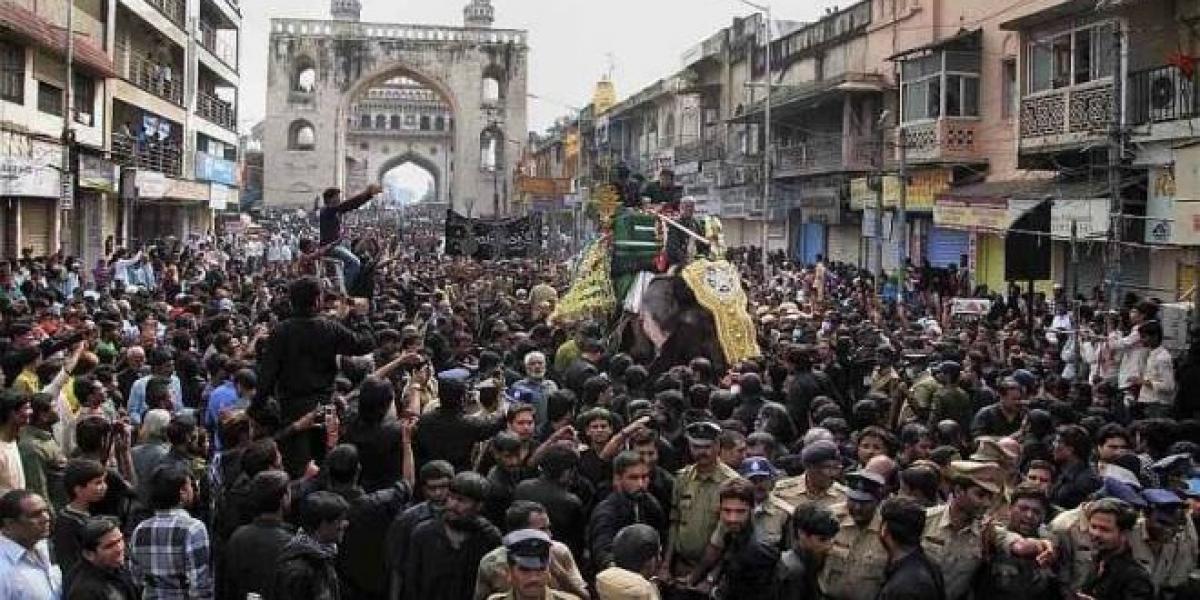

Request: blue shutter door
left=927, top=227, right=970, bottom=271
left=801, top=222, right=826, bottom=265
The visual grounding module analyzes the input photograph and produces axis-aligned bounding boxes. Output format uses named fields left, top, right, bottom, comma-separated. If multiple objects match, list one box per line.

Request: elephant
left=616, top=273, right=729, bottom=380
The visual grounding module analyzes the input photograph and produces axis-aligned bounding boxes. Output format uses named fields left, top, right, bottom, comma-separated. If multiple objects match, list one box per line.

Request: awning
left=727, top=72, right=888, bottom=124
left=999, top=0, right=1097, bottom=31
left=937, top=178, right=1109, bottom=202
left=0, top=1, right=117, bottom=79
left=886, top=28, right=982, bottom=62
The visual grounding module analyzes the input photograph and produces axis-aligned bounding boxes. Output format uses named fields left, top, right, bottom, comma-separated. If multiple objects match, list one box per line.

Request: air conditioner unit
left=1148, top=70, right=1194, bottom=122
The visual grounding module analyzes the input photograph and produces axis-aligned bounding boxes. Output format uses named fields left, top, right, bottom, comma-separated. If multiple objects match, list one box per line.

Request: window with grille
left=900, top=50, right=980, bottom=122
left=0, top=41, right=25, bottom=104
left=37, top=81, right=63, bottom=116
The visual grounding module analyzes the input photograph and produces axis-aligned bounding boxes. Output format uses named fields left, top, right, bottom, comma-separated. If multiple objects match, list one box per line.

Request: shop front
left=1, top=134, right=62, bottom=258
left=132, top=171, right=212, bottom=244
left=933, top=192, right=1011, bottom=292
left=1144, top=162, right=1200, bottom=302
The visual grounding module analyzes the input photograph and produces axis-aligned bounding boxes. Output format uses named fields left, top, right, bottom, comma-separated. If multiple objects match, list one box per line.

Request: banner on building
left=444, top=210, right=541, bottom=259
left=0, top=155, right=59, bottom=197
left=517, top=176, right=572, bottom=197
left=850, top=170, right=950, bottom=211
left=79, top=155, right=117, bottom=192
left=210, top=183, right=231, bottom=210
left=135, top=171, right=168, bottom=199
left=195, top=152, right=239, bottom=187
left=933, top=196, right=1011, bottom=231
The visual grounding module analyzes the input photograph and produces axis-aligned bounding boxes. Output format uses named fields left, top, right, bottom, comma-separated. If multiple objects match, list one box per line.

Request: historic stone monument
left=263, top=0, right=528, bottom=217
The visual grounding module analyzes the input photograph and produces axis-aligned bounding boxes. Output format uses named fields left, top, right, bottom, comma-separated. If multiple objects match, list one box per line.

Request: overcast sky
left=239, top=0, right=830, bottom=135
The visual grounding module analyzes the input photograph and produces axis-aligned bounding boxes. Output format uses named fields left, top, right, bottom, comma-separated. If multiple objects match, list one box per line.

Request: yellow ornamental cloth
left=551, top=239, right=617, bottom=324
left=679, top=259, right=760, bottom=365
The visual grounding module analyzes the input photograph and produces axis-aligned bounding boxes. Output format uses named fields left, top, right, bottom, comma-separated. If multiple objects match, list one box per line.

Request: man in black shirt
left=513, top=445, right=588, bottom=560
left=252, top=276, right=375, bottom=477
left=877, top=496, right=946, bottom=600
left=221, top=470, right=294, bottom=600
left=404, top=472, right=502, bottom=600
left=1079, top=498, right=1154, bottom=600
left=588, top=451, right=667, bottom=570
left=775, top=503, right=839, bottom=600
left=318, top=184, right=381, bottom=287
left=387, top=460, right=453, bottom=600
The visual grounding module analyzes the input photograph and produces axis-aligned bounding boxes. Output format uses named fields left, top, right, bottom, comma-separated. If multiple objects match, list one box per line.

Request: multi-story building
left=562, top=0, right=1196, bottom=304
left=113, top=0, right=242, bottom=242
left=1, top=0, right=117, bottom=267
left=0, top=0, right=242, bottom=266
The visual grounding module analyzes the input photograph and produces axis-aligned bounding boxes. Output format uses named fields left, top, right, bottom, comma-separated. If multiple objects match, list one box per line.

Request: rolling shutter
left=20, top=198, right=53, bottom=257
left=797, top=222, right=826, bottom=265
left=927, top=226, right=969, bottom=270
left=826, top=224, right=861, bottom=267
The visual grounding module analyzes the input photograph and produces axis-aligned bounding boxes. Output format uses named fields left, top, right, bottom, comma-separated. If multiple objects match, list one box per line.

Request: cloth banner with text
left=444, top=210, right=541, bottom=259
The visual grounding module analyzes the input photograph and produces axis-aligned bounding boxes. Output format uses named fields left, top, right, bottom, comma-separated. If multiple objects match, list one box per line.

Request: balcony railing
left=898, top=118, right=981, bottom=163
left=196, top=90, right=237, bottom=131
left=348, top=125, right=452, bottom=137
left=1019, top=80, right=1113, bottom=141
left=198, top=21, right=238, bottom=69
left=675, top=139, right=725, bottom=164
left=774, top=135, right=874, bottom=177
left=111, top=133, right=182, bottom=177
left=1128, top=64, right=1199, bottom=126
left=147, top=0, right=186, bottom=29
left=116, top=44, right=184, bottom=106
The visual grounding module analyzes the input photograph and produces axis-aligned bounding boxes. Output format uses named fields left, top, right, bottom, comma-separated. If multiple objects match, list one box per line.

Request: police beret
left=503, top=529, right=552, bottom=569
left=947, top=461, right=1004, bottom=494
left=844, top=470, right=887, bottom=502
left=800, top=440, right=840, bottom=466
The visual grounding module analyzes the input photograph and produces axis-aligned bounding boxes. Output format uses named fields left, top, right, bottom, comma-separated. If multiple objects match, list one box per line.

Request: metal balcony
left=1128, top=64, right=1199, bottom=125
left=111, top=133, right=182, bottom=177
left=116, top=43, right=184, bottom=106
left=146, top=0, right=186, bottom=29
left=196, top=90, right=237, bottom=131
left=773, top=135, right=875, bottom=177
left=198, top=21, right=238, bottom=70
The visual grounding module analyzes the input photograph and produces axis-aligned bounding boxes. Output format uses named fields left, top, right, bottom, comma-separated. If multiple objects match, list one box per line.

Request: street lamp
left=735, top=0, right=773, bottom=274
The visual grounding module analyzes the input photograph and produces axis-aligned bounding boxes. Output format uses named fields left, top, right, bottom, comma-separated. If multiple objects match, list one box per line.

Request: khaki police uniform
left=486, top=590, right=580, bottom=600
left=1129, top=513, right=1199, bottom=595
left=669, top=461, right=739, bottom=569
left=1048, top=503, right=1095, bottom=590
left=475, top=541, right=589, bottom=600
left=595, top=566, right=661, bottom=600
left=922, top=504, right=1021, bottom=600
left=761, top=473, right=847, bottom=547
left=817, top=503, right=888, bottom=600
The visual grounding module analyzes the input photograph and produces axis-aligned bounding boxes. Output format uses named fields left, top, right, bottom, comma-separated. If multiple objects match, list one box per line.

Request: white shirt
left=0, top=535, right=61, bottom=600
left=0, top=439, right=25, bottom=493
left=1113, top=329, right=1149, bottom=390
left=1140, top=346, right=1176, bottom=406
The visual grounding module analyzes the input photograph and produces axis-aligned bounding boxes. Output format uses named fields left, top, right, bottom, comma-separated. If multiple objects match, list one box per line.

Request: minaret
left=464, top=0, right=495, bottom=28
left=331, top=0, right=361, bottom=21
left=593, top=76, right=617, bottom=115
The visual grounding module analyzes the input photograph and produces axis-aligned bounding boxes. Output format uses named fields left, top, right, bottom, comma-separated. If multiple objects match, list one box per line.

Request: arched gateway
left=263, top=0, right=528, bottom=217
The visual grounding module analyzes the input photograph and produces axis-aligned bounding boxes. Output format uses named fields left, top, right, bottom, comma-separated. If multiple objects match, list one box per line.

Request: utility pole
left=59, top=0, right=77, bottom=252
left=1105, top=24, right=1126, bottom=309
left=1071, top=219, right=1083, bottom=378
left=738, top=0, right=772, bottom=274
left=896, top=124, right=908, bottom=269
left=874, top=111, right=889, bottom=281
left=759, top=4, right=773, bottom=275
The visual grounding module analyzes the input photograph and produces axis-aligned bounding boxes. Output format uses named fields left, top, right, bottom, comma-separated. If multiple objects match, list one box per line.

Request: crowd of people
left=0, top=184, right=1197, bottom=600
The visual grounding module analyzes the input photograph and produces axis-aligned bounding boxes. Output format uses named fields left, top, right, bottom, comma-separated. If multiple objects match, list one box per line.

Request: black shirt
left=878, top=548, right=946, bottom=600
left=253, top=314, right=375, bottom=422
left=403, top=516, right=502, bottom=600
left=221, top=516, right=295, bottom=600
left=1080, top=547, right=1154, bottom=600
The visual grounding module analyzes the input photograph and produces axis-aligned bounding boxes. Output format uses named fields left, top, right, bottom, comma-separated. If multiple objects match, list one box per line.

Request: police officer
left=1130, top=488, right=1198, bottom=598
left=769, top=441, right=847, bottom=529
left=817, top=470, right=889, bottom=600
left=663, top=421, right=739, bottom=578
left=922, top=461, right=1053, bottom=600
left=487, top=529, right=581, bottom=600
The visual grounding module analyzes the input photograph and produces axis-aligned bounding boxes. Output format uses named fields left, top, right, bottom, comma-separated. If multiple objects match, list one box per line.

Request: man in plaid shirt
left=129, top=462, right=214, bottom=599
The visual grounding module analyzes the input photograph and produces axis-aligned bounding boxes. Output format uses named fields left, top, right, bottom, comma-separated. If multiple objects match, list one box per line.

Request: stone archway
left=264, top=6, right=528, bottom=215
left=377, top=151, right=442, bottom=205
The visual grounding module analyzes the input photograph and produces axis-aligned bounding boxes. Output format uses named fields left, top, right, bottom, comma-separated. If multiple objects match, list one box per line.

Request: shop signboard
left=194, top=152, right=238, bottom=186
left=1145, top=166, right=1174, bottom=244
left=135, top=171, right=167, bottom=199
left=209, top=183, right=231, bottom=210
left=79, top=155, right=117, bottom=192
left=1050, top=198, right=1109, bottom=240
left=0, top=155, right=59, bottom=197
left=933, top=195, right=1011, bottom=232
